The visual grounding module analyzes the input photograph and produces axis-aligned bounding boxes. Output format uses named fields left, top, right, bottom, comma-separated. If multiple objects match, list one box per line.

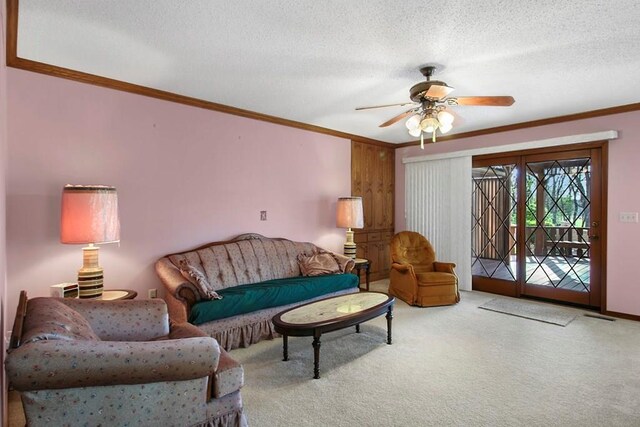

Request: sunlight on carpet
left=478, top=297, right=578, bottom=326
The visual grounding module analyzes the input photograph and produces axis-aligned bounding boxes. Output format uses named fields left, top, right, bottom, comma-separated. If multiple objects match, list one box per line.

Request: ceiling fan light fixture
left=405, top=114, right=421, bottom=131
left=437, top=110, right=454, bottom=125
left=420, top=117, right=439, bottom=133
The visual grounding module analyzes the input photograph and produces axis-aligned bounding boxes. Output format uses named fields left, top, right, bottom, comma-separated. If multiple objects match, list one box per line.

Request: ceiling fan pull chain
left=432, top=132, right=437, bottom=143
left=420, top=132, right=424, bottom=149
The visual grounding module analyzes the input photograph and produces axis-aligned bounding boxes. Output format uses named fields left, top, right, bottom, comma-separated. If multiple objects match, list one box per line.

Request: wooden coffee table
left=272, top=292, right=395, bottom=379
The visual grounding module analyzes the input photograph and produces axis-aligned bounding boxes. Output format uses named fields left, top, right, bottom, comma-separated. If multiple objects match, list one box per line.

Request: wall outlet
left=148, top=288, right=158, bottom=299
left=619, top=212, right=638, bottom=223
left=260, top=211, right=267, bottom=221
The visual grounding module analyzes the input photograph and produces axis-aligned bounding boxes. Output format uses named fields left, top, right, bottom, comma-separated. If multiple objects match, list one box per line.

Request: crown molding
left=5, top=0, right=393, bottom=148
left=395, top=103, right=640, bottom=149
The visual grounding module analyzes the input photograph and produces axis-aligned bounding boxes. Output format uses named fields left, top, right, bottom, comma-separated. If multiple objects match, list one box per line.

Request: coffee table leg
left=386, top=306, right=393, bottom=345
left=365, top=264, right=370, bottom=291
left=355, top=324, right=360, bottom=333
left=312, top=334, right=321, bottom=379
left=282, top=334, right=289, bottom=361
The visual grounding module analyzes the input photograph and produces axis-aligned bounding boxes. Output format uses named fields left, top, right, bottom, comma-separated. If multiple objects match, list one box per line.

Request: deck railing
left=473, top=225, right=590, bottom=261
left=508, top=225, right=590, bottom=257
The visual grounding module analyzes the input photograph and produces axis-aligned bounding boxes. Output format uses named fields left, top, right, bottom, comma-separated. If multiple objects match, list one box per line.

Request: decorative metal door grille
left=524, top=158, right=591, bottom=292
left=471, top=164, right=518, bottom=281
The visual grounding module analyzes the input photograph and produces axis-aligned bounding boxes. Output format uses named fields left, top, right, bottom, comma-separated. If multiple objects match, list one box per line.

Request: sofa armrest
left=433, top=262, right=456, bottom=274
left=6, top=337, right=220, bottom=391
left=61, top=299, right=170, bottom=341
left=155, top=258, right=200, bottom=323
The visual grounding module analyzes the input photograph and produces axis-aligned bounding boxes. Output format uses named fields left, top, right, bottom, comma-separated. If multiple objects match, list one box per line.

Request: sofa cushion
left=189, top=273, right=359, bottom=325
left=178, top=259, right=223, bottom=300
left=298, top=252, right=341, bottom=276
left=22, top=298, right=100, bottom=344
left=212, top=348, right=244, bottom=398
left=169, top=237, right=320, bottom=291
left=415, top=272, right=457, bottom=286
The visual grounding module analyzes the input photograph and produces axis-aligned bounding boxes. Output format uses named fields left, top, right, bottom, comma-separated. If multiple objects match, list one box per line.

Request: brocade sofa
left=5, top=291, right=247, bottom=427
left=155, top=233, right=359, bottom=350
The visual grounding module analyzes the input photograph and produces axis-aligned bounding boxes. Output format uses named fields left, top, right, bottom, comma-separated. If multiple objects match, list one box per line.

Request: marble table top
left=280, top=292, right=389, bottom=325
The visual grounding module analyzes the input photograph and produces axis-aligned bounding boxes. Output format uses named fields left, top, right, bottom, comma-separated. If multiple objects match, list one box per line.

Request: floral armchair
left=5, top=291, right=247, bottom=427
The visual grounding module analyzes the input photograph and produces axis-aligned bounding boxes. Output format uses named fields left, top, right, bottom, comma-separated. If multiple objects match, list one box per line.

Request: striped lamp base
left=78, top=245, right=104, bottom=298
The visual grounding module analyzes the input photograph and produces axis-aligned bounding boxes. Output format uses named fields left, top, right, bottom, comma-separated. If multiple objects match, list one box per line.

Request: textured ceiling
left=16, top=0, right=640, bottom=143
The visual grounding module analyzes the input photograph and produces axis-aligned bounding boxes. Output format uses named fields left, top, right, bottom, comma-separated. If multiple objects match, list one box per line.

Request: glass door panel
left=471, top=159, right=519, bottom=296
left=521, top=150, right=600, bottom=306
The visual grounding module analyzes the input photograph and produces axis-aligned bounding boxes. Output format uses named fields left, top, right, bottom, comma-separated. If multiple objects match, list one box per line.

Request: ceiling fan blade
left=355, top=102, right=417, bottom=111
left=446, top=96, right=515, bottom=106
left=379, top=108, right=419, bottom=128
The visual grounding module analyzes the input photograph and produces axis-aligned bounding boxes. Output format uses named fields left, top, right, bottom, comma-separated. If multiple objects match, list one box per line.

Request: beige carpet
left=479, top=297, right=578, bottom=326
left=232, top=280, right=640, bottom=427
left=8, top=281, right=640, bottom=426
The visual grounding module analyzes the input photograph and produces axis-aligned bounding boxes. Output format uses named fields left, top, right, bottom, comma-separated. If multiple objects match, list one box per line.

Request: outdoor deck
left=472, top=255, right=590, bottom=292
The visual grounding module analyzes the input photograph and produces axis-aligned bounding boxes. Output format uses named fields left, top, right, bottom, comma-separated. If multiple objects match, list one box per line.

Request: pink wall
left=396, top=111, right=640, bottom=316
left=1, top=2, right=8, bottom=423
left=6, top=69, right=351, bottom=323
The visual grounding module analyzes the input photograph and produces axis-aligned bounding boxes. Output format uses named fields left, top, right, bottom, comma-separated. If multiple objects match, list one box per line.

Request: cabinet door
left=356, top=243, right=368, bottom=262
left=363, top=144, right=378, bottom=229
left=382, top=148, right=395, bottom=229
left=351, top=142, right=364, bottom=197
left=379, top=239, right=391, bottom=275
left=367, top=242, right=380, bottom=275
left=373, top=149, right=386, bottom=229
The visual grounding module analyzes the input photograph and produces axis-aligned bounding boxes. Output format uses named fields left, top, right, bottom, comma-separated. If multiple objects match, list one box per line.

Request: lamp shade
left=60, top=185, right=120, bottom=244
left=336, top=197, right=364, bottom=229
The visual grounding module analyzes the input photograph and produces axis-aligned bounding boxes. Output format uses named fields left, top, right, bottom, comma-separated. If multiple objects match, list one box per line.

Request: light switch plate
left=619, top=212, right=639, bottom=223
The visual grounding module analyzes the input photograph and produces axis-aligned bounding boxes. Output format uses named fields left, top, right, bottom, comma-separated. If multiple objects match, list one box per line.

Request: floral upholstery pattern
left=22, top=298, right=100, bottom=344
left=157, top=233, right=358, bottom=350
left=5, top=294, right=246, bottom=427
left=166, top=235, right=324, bottom=293
left=179, top=258, right=223, bottom=300
left=213, top=348, right=245, bottom=398
left=61, top=298, right=169, bottom=341
left=21, top=379, right=246, bottom=427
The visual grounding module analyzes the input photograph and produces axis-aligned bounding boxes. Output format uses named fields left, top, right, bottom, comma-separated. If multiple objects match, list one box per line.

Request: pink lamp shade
left=61, top=185, right=120, bottom=244
left=336, top=197, right=364, bottom=229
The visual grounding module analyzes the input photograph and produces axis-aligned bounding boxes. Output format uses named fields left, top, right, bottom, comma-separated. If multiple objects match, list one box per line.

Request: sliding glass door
left=472, top=157, right=519, bottom=296
left=472, top=145, right=604, bottom=308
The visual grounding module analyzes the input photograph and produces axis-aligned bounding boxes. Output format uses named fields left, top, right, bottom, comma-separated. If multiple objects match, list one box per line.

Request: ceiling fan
left=356, top=66, right=515, bottom=147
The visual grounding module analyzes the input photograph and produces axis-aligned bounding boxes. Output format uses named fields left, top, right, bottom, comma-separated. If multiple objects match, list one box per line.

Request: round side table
left=97, top=289, right=138, bottom=300
left=353, top=258, right=371, bottom=291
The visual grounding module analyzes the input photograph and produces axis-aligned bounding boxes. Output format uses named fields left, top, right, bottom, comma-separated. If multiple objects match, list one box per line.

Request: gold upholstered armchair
left=389, top=231, right=460, bottom=307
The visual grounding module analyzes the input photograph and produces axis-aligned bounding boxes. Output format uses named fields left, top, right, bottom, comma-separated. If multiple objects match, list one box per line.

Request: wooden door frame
left=472, top=141, right=608, bottom=310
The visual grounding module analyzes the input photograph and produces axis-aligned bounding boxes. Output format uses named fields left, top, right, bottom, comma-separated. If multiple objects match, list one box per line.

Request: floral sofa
left=155, top=233, right=359, bottom=350
left=5, top=291, right=247, bottom=427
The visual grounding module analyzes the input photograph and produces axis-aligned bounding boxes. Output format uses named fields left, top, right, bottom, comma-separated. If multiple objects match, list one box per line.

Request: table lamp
left=336, top=196, right=364, bottom=258
left=60, top=185, right=120, bottom=298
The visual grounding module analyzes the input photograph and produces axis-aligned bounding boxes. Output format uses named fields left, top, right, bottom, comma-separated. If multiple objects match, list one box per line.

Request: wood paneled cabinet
left=351, top=141, right=395, bottom=282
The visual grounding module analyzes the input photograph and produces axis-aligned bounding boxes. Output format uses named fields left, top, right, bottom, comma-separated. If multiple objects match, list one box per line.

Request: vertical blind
left=405, top=156, right=472, bottom=291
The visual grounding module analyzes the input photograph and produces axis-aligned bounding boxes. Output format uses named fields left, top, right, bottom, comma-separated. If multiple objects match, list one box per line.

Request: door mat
left=479, top=298, right=577, bottom=326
